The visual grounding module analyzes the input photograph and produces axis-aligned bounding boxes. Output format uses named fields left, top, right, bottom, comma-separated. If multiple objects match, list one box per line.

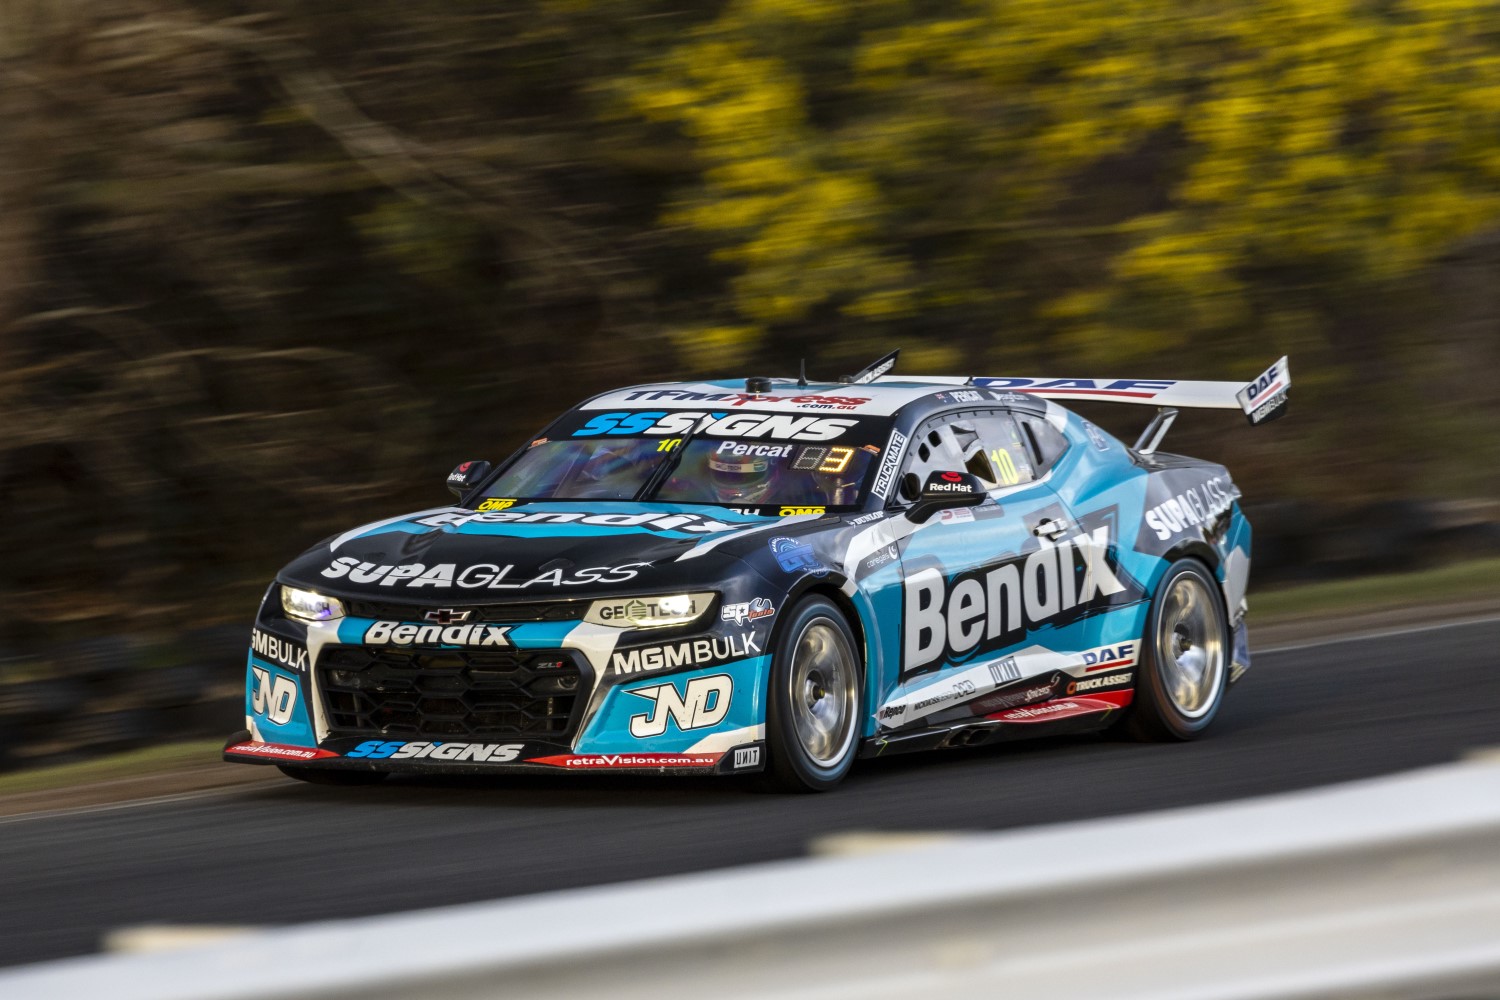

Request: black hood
left=279, top=502, right=784, bottom=600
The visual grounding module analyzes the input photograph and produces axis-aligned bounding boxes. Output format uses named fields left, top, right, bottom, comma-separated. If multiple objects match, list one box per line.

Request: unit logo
left=903, top=526, right=1134, bottom=676
left=733, top=746, right=762, bottom=769
left=626, top=674, right=733, bottom=737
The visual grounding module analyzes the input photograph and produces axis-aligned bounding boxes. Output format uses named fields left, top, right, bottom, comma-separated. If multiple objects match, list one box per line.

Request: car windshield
left=482, top=425, right=884, bottom=508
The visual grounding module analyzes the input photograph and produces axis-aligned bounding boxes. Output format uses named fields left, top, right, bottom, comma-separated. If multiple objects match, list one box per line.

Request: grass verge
left=0, top=738, right=226, bottom=796
left=1252, top=557, right=1500, bottom=622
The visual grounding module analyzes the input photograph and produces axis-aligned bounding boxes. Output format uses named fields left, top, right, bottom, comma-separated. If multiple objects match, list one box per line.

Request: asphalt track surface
left=2, top=617, right=1498, bottom=970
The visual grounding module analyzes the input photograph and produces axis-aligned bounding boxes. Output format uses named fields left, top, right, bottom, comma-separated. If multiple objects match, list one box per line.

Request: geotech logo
left=904, top=527, right=1127, bottom=674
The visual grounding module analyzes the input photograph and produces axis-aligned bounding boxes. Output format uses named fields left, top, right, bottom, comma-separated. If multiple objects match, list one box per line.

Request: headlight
left=281, top=585, right=346, bottom=622
left=584, top=592, right=714, bottom=629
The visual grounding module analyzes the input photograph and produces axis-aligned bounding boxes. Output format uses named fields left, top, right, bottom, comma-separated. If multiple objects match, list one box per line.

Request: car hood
left=280, top=502, right=791, bottom=600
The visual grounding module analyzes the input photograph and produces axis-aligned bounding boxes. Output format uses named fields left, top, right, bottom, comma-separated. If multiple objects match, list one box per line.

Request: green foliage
left=0, top=0, right=1497, bottom=646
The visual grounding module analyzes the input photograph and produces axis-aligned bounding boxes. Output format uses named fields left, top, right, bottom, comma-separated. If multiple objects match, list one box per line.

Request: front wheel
left=762, top=597, right=863, bottom=792
left=1125, top=559, right=1229, bottom=741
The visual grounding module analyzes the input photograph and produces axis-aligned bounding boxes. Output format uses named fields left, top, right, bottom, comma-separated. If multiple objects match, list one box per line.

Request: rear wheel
left=762, top=597, right=862, bottom=792
left=1125, top=559, right=1229, bottom=741
left=277, top=765, right=388, bottom=786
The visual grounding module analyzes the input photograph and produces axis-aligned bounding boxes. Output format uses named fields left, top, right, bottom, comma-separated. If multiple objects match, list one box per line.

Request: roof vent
left=745, top=376, right=773, bottom=394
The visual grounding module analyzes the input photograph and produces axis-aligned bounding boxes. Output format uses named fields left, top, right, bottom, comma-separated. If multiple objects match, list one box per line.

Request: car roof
left=576, top=377, right=1032, bottom=419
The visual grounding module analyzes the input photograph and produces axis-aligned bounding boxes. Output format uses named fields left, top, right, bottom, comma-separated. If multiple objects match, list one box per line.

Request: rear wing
left=877, top=356, right=1291, bottom=427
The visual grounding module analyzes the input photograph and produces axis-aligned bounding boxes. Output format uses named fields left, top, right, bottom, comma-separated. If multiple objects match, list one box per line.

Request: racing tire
left=761, top=596, right=862, bottom=793
left=1124, top=559, right=1229, bottom=742
left=276, top=765, right=388, bottom=786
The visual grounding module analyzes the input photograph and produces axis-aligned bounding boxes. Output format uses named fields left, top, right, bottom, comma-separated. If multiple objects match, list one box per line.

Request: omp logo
left=476, top=498, right=516, bottom=512
left=251, top=666, right=297, bottom=725
left=904, top=527, right=1126, bottom=674
left=626, top=675, right=733, bottom=737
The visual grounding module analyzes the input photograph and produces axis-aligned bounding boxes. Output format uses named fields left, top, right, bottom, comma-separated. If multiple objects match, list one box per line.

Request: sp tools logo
left=625, top=674, right=733, bottom=737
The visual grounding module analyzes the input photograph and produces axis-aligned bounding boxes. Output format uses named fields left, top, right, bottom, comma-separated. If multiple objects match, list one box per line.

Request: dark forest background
left=2, top=0, right=1498, bottom=653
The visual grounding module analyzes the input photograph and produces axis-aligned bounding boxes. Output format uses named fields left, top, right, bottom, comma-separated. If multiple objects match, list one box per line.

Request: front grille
left=318, top=647, right=586, bottom=740
left=342, top=599, right=588, bottom=624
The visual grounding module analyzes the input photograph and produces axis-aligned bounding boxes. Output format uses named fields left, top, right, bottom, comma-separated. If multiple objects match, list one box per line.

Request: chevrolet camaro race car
left=225, top=351, right=1290, bottom=791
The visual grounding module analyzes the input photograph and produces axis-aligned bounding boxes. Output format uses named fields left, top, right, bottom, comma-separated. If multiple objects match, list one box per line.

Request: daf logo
left=423, top=608, right=472, bottom=625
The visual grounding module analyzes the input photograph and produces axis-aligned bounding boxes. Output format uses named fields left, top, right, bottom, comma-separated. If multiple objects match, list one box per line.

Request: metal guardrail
left=7, top=756, right=1500, bottom=999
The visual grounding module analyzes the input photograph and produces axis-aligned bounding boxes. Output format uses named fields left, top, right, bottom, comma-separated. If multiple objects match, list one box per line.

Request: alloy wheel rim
left=1155, top=574, right=1225, bottom=719
left=788, top=618, right=858, bottom=767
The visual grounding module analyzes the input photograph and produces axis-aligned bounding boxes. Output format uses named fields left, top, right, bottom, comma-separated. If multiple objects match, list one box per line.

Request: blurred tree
left=0, top=0, right=1497, bottom=648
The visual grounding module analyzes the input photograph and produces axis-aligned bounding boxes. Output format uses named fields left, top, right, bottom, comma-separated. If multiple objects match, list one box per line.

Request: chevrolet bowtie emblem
left=423, top=608, right=472, bottom=625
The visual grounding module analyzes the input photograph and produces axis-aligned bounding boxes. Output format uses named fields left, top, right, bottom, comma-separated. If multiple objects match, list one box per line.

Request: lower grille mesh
left=318, top=647, right=584, bottom=740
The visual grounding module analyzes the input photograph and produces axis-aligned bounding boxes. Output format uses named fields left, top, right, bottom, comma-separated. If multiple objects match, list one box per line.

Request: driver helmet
left=708, top=450, right=774, bottom=503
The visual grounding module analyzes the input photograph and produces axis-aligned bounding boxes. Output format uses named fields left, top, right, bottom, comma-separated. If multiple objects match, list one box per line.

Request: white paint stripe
left=0, top=785, right=267, bottom=827
left=676, top=514, right=820, bottom=562
left=1259, top=614, right=1500, bottom=655
left=104, top=926, right=263, bottom=955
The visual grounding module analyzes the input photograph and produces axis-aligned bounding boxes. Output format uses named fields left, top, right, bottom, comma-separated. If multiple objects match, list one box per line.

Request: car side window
left=968, top=412, right=1037, bottom=487
left=1016, top=414, right=1069, bottom=475
left=895, top=415, right=976, bottom=501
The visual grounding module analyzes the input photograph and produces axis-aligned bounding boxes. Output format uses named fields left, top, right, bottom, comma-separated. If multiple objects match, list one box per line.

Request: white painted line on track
left=0, top=785, right=263, bottom=827
left=1259, top=613, right=1500, bottom=655
left=104, top=925, right=264, bottom=954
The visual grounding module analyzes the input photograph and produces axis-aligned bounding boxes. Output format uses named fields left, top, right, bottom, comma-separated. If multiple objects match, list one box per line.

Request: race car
left=224, top=351, right=1290, bottom=791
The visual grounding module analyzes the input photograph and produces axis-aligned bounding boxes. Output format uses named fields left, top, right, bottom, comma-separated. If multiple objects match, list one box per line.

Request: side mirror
left=446, top=460, right=491, bottom=498
left=907, top=470, right=987, bottom=524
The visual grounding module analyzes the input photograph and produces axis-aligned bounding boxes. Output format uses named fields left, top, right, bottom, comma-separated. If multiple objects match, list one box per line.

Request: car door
left=886, top=409, right=1076, bottom=724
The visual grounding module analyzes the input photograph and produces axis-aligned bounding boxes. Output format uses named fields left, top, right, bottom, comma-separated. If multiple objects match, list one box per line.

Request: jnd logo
left=251, top=666, right=298, bottom=726
left=626, top=675, right=733, bottom=738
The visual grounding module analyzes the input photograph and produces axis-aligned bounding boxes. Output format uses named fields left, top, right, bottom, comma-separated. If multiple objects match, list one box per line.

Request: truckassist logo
left=904, top=526, right=1132, bottom=675
left=572, top=410, right=858, bottom=442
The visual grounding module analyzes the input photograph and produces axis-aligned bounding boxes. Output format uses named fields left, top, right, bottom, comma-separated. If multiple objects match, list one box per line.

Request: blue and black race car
left=225, top=351, right=1290, bottom=791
